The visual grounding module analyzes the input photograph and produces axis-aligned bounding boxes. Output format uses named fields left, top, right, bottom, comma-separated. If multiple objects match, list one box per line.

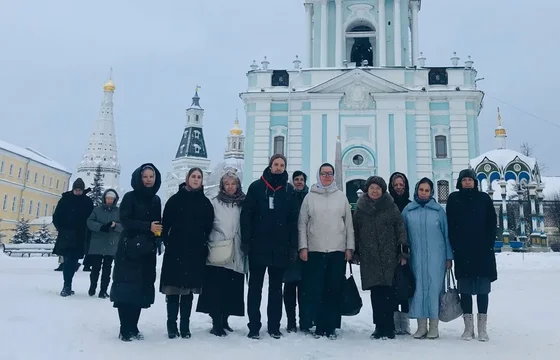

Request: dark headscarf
left=389, top=172, right=411, bottom=212
left=413, top=177, right=435, bottom=207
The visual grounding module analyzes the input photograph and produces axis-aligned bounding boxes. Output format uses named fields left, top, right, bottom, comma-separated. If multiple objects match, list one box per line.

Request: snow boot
left=54, top=263, right=63, bottom=271
left=222, top=315, right=233, bottom=332
left=412, top=318, right=428, bottom=339
left=210, top=315, right=227, bottom=337
left=179, top=295, right=193, bottom=339
left=461, top=314, right=475, bottom=341
left=166, top=301, right=180, bottom=339
left=427, top=319, right=439, bottom=339
left=60, top=286, right=72, bottom=297
left=477, top=313, right=489, bottom=342
left=393, top=312, right=403, bottom=334
left=88, top=284, right=96, bottom=297
left=287, top=317, right=297, bottom=333
left=401, top=312, right=411, bottom=334
left=268, top=329, right=283, bottom=339
left=247, top=330, right=260, bottom=339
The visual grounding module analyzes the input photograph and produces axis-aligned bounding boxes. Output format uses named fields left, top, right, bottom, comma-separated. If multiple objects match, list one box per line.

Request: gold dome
left=230, top=119, right=243, bottom=136
left=103, top=79, right=115, bottom=92
left=495, top=127, right=506, bottom=136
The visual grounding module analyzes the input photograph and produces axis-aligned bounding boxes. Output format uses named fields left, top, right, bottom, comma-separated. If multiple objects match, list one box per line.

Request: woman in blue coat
left=402, top=178, right=453, bottom=340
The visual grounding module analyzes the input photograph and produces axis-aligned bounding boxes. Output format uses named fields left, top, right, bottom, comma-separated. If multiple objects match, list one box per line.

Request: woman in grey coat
left=86, top=189, right=122, bottom=298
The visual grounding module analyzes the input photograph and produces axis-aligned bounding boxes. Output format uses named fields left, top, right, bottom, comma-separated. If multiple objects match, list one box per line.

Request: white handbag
left=207, top=239, right=234, bottom=265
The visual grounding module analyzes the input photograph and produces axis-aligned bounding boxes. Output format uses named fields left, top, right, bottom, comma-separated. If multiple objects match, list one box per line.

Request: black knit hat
left=72, top=178, right=85, bottom=190
left=269, top=154, right=287, bottom=167
left=364, top=176, right=387, bottom=194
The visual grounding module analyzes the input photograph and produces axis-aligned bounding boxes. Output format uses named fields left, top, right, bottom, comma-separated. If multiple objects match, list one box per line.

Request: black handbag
left=393, top=263, right=416, bottom=302
left=340, top=262, right=363, bottom=316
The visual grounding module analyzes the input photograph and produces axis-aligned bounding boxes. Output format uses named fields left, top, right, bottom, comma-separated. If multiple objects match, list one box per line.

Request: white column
left=411, top=0, right=420, bottom=66
left=305, top=2, right=314, bottom=67
left=393, top=0, right=402, bottom=66
left=378, top=0, right=386, bottom=66
left=320, top=0, right=328, bottom=67
left=335, top=0, right=342, bottom=66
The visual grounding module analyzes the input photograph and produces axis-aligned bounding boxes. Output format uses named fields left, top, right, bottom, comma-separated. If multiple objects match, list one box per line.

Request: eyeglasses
left=320, top=172, right=334, bottom=177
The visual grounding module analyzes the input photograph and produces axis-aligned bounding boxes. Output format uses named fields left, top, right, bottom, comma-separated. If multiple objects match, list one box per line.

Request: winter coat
left=52, top=189, right=94, bottom=259
left=207, top=197, right=247, bottom=274
left=389, top=172, right=411, bottom=213
left=402, top=199, right=453, bottom=319
left=240, top=168, right=299, bottom=268
left=353, top=192, right=409, bottom=290
left=86, top=189, right=122, bottom=256
left=284, top=187, right=308, bottom=283
left=110, top=163, right=162, bottom=309
left=160, top=185, right=214, bottom=291
left=298, top=184, right=355, bottom=253
left=446, top=182, right=498, bottom=282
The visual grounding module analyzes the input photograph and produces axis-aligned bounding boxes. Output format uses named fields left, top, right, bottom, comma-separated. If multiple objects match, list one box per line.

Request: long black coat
left=160, top=185, right=214, bottom=291
left=446, top=187, right=498, bottom=282
left=52, top=189, right=94, bottom=259
left=110, top=163, right=162, bottom=309
left=240, top=168, right=299, bottom=268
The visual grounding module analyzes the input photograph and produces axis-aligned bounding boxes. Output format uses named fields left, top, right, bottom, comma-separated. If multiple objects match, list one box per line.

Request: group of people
left=50, top=153, right=498, bottom=343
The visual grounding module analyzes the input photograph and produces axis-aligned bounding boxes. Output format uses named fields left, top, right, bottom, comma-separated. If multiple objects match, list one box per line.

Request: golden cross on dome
left=195, top=85, right=201, bottom=93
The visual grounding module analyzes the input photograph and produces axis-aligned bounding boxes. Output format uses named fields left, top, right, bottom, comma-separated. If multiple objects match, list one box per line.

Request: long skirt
left=457, top=277, right=491, bottom=295
left=196, top=265, right=245, bottom=317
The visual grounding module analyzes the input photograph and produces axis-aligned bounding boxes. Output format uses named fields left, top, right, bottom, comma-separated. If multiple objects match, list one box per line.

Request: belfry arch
left=345, top=21, right=376, bottom=67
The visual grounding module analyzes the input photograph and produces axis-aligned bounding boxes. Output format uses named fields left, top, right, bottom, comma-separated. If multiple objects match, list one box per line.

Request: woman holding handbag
left=160, top=167, right=214, bottom=339
left=401, top=178, right=453, bottom=339
left=196, top=170, right=247, bottom=337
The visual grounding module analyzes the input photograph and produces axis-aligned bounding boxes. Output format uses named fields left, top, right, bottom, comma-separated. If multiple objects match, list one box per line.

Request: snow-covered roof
left=470, top=149, right=536, bottom=170
left=0, top=139, right=70, bottom=173
left=29, top=216, right=52, bottom=225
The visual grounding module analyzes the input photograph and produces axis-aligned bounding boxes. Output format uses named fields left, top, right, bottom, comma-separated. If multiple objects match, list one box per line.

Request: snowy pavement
left=0, top=252, right=558, bottom=360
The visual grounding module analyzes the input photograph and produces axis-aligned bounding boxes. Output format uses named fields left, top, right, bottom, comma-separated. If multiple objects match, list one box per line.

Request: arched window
left=273, top=136, right=285, bottom=155
left=36, top=202, right=41, bottom=217
left=437, top=180, right=450, bottom=204
left=435, top=135, right=447, bottom=158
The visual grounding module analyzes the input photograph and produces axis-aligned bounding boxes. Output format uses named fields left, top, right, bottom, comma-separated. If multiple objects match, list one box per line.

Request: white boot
left=393, top=312, right=402, bottom=335
left=477, top=314, right=489, bottom=342
left=401, top=313, right=411, bottom=335
left=461, top=314, right=475, bottom=341
left=426, top=319, right=439, bottom=339
left=412, top=318, right=428, bottom=339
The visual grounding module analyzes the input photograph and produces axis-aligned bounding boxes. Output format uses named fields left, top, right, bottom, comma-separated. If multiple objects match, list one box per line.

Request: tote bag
left=340, top=262, right=363, bottom=316
left=393, top=263, right=416, bottom=302
left=439, top=268, right=463, bottom=323
left=207, top=239, right=234, bottom=265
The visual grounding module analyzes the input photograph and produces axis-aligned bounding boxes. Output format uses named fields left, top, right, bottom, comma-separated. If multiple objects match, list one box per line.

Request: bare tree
left=547, top=192, right=560, bottom=230
left=520, top=142, right=548, bottom=173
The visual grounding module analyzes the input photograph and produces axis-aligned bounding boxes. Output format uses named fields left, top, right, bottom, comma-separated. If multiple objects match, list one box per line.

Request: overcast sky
left=1, top=0, right=558, bottom=193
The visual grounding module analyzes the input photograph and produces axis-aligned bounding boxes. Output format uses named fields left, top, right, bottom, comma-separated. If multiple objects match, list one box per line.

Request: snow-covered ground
left=1, top=252, right=558, bottom=360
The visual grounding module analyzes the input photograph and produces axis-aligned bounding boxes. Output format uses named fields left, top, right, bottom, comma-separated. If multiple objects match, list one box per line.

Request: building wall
left=0, top=148, right=71, bottom=239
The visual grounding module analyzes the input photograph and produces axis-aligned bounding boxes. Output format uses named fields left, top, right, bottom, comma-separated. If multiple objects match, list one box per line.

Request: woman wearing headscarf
left=446, top=169, right=497, bottom=342
left=402, top=178, right=453, bottom=339
left=110, top=163, right=162, bottom=342
left=160, top=167, right=214, bottom=339
left=298, top=163, right=354, bottom=339
left=353, top=176, right=408, bottom=340
left=196, top=170, right=247, bottom=337
left=388, top=171, right=412, bottom=334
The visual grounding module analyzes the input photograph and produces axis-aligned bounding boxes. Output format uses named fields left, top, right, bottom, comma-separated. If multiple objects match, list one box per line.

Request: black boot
left=118, top=307, right=133, bottom=341
left=54, top=263, right=63, bottom=271
left=88, top=284, right=96, bottom=296
left=179, top=294, right=193, bottom=338
left=287, top=318, right=297, bottom=333
left=210, top=314, right=227, bottom=337
left=98, top=282, right=109, bottom=299
left=222, top=314, right=233, bottom=332
left=166, top=297, right=180, bottom=339
left=60, top=285, right=72, bottom=297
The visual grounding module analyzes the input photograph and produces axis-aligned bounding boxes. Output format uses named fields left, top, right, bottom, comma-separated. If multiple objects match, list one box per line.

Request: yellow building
left=0, top=140, right=71, bottom=240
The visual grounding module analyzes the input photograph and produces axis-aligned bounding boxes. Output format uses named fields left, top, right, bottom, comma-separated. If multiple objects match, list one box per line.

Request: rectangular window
left=0, top=160, right=4, bottom=173
left=17, top=167, right=22, bottom=179
left=49, top=177, right=53, bottom=188
left=435, top=135, right=448, bottom=158
left=437, top=180, right=450, bottom=204
left=12, top=196, right=17, bottom=212
left=42, top=175, right=45, bottom=186
left=2, top=194, right=7, bottom=210
left=44, top=203, right=49, bottom=216
left=26, top=170, right=29, bottom=180
left=273, top=136, right=285, bottom=155
left=9, top=164, right=13, bottom=176
left=56, top=179, right=59, bottom=190
left=34, top=172, right=37, bottom=183
left=36, top=202, right=41, bottom=217
left=29, top=200, right=33, bottom=215
left=20, top=198, right=25, bottom=213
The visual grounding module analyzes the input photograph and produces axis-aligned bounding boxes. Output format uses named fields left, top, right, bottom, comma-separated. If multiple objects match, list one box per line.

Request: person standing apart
left=402, top=178, right=453, bottom=339
left=160, top=167, right=214, bottom=339
left=353, top=176, right=408, bottom=340
left=110, top=164, right=162, bottom=342
left=52, top=178, right=94, bottom=297
left=86, top=189, right=122, bottom=298
left=241, top=154, right=299, bottom=339
left=446, top=169, right=497, bottom=342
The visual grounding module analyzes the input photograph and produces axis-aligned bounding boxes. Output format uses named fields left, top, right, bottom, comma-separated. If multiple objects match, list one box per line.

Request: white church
left=240, top=0, right=483, bottom=204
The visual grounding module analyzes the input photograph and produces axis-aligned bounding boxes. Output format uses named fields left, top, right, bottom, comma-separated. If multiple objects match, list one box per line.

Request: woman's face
left=392, top=177, right=405, bottom=196
left=417, top=182, right=432, bottom=200
left=319, top=166, right=334, bottom=187
left=141, top=169, right=155, bottom=188
left=367, top=183, right=382, bottom=200
left=223, top=178, right=238, bottom=195
left=188, top=170, right=203, bottom=189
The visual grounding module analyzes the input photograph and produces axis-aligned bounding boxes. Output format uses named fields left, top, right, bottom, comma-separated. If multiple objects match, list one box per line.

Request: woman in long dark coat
left=196, top=171, right=247, bottom=337
left=110, top=163, right=162, bottom=342
left=446, top=169, right=497, bottom=342
left=160, top=167, right=214, bottom=339
left=353, top=176, right=409, bottom=340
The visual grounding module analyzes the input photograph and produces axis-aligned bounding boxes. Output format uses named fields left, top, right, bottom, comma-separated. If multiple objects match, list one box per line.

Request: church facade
left=240, top=0, right=484, bottom=204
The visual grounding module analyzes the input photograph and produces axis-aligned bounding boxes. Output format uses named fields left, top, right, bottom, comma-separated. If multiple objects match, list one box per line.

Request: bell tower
left=304, top=0, right=421, bottom=68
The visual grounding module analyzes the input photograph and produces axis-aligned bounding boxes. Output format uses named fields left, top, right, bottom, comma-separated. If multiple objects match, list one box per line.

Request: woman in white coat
left=298, top=163, right=354, bottom=339
left=196, top=171, right=248, bottom=337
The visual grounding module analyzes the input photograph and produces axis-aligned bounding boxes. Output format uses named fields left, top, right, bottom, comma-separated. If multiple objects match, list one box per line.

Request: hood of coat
left=131, top=163, right=161, bottom=196
left=356, top=191, right=396, bottom=215
left=101, top=188, right=119, bottom=209
left=456, top=168, right=479, bottom=190
left=310, top=183, right=339, bottom=195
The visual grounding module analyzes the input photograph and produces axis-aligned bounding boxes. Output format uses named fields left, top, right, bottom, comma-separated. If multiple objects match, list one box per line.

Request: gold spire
left=103, top=67, right=115, bottom=92
left=230, top=109, right=243, bottom=136
left=495, top=107, right=506, bottom=136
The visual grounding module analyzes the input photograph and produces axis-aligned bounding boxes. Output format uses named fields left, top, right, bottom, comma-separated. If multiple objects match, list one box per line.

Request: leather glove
left=100, top=223, right=111, bottom=232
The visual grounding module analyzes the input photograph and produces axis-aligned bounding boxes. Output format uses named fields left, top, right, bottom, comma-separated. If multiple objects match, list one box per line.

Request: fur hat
left=364, top=176, right=387, bottom=194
